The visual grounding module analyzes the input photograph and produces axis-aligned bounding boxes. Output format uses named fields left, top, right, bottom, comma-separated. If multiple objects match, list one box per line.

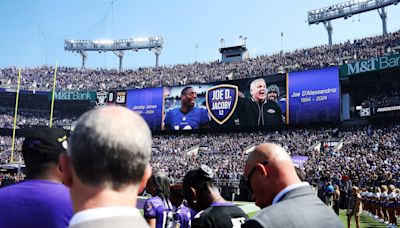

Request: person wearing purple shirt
left=144, top=171, right=174, bottom=228
left=0, top=127, right=73, bottom=228
left=170, top=184, right=193, bottom=228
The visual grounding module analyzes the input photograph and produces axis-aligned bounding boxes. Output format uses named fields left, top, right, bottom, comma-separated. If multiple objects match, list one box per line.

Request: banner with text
left=126, top=87, right=164, bottom=131
left=288, top=67, right=340, bottom=124
left=49, top=91, right=96, bottom=101
left=340, top=53, right=400, bottom=77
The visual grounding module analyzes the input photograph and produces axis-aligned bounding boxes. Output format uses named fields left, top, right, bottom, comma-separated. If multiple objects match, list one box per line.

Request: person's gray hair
left=249, top=78, right=266, bottom=96
left=69, top=106, right=152, bottom=190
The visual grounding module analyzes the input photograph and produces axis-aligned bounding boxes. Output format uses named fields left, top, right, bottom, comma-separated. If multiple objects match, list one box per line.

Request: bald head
left=244, top=143, right=301, bottom=208
left=69, top=106, right=152, bottom=190
left=246, top=143, right=292, bottom=170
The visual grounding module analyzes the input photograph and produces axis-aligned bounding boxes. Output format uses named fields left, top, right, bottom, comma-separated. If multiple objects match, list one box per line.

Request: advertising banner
left=340, top=53, right=400, bottom=77
left=49, top=91, right=96, bottom=101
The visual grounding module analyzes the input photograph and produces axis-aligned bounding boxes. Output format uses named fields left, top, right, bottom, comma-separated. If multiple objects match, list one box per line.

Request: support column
left=378, top=7, right=387, bottom=35
left=79, top=50, right=87, bottom=69
left=153, top=48, right=162, bottom=67
left=324, top=21, right=333, bottom=45
left=113, top=51, right=124, bottom=72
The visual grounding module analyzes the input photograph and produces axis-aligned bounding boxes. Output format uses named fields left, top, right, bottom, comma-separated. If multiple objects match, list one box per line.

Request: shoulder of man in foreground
left=243, top=186, right=343, bottom=228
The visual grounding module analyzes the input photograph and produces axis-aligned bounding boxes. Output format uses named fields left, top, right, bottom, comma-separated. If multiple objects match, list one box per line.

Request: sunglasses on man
left=244, top=161, right=269, bottom=193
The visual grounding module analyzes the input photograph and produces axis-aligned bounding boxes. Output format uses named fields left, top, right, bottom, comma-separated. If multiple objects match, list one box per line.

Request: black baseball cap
left=183, top=165, right=215, bottom=187
left=22, top=127, right=68, bottom=163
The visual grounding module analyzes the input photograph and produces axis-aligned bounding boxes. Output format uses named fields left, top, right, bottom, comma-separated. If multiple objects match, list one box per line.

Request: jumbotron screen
left=125, top=67, right=340, bottom=131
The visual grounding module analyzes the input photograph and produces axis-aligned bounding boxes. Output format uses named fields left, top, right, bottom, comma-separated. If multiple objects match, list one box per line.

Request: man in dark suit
left=61, top=106, right=152, bottom=228
left=242, top=143, right=343, bottom=228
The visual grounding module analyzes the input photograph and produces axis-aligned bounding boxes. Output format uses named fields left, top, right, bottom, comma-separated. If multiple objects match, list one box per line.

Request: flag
left=281, top=32, right=284, bottom=37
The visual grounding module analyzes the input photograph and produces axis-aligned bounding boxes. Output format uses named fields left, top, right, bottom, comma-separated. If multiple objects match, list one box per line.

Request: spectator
left=0, top=127, right=73, bottom=228
left=182, top=165, right=247, bottom=228
left=144, top=171, right=174, bottom=228
left=325, top=182, right=335, bottom=208
left=242, top=143, right=342, bottom=228
left=60, top=106, right=152, bottom=228
left=169, top=184, right=193, bottom=228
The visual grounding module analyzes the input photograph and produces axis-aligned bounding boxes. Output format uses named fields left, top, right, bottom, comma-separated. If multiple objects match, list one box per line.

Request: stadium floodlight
left=307, top=0, right=399, bottom=45
left=64, top=36, right=165, bottom=71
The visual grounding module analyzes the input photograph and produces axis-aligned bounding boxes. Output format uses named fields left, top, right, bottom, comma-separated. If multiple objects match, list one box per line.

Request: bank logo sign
left=49, top=91, right=96, bottom=101
left=340, top=53, right=400, bottom=77
left=206, top=84, right=238, bottom=125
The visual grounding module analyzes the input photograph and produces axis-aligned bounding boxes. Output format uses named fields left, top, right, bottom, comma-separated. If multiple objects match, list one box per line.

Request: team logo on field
left=206, top=84, right=238, bottom=125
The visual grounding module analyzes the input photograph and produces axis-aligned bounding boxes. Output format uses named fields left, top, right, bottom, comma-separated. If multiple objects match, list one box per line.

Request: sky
left=1, top=0, right=400, bottom=70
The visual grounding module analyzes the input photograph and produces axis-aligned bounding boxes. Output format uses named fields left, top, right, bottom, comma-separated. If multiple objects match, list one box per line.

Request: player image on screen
left=164, top=86, right=210, bottom=130
left=237, top=78, right=285, bottom=128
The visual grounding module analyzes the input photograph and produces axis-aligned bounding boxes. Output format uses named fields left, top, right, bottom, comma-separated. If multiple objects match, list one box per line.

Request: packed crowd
left=151, top=125, right=400, bottom=189
left=0, top=136, right=23, bottom=165
left=1, top=30, right=399, bottom=91
left=2, top=124, right=399, bottom=190
left=0, top=111, right=76, bottom=129
left=361, top=90, right=400, bottom=108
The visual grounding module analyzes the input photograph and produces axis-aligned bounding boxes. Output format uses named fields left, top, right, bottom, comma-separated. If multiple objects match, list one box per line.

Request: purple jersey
left=0, top=180, right=73, bottom=228
left=175, top=204, right=192, bottom=228
left=144, top=196, right=173, bottom=228
left=164, top=107, right=209, bottom=130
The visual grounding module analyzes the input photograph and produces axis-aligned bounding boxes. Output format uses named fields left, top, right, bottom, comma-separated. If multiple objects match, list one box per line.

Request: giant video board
left=124, top=67, right=340, bottom=131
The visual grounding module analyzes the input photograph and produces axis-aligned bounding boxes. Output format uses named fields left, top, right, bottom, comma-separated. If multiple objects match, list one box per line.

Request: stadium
left=1, top=0, right=400, bottom=228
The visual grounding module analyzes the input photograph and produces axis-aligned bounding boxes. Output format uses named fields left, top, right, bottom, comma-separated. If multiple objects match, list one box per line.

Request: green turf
left=247, top=210, right=258, bottom=218
left=242, top=203, right=386, bottom=228
left=338, top=210, right=386, bottom=228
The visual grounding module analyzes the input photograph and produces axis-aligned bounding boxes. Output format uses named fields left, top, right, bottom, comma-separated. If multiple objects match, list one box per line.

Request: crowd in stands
left=0, top=136, right=23, bottom=165
left=0, top=126, right=397, bottom=186
left=0, top=30, right=399, bottom=91
left=2, top=124, right=399, bottom=190
left=0, top=111, right=76, bottom=129
left=361, top=90, right=400, bottom=108
left=151, top=125, right=400, bottom=189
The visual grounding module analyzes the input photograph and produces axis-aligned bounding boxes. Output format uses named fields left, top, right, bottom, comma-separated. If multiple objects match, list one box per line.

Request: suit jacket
left=69, top=215, right=149, bottom=228
left=242, top=186, right=343, bottom=228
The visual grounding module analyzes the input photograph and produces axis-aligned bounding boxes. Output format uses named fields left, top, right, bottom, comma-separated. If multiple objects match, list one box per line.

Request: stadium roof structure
left=307, top=0, right=399, bottom=45
left=64, top=36, right=165, bottom=71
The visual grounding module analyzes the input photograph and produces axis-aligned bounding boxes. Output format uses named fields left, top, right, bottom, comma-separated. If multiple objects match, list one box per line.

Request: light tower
left=307, top=0, right=399, bottom=45
left=64, top=36, right=165, bottom=71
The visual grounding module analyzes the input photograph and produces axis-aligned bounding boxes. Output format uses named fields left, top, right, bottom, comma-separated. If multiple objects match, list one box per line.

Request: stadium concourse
left=0, top=30, right=399, bottom=91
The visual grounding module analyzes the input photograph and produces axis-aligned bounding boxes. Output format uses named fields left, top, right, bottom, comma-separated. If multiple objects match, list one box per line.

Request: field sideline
left=138, top=197, right=386, bottom=227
